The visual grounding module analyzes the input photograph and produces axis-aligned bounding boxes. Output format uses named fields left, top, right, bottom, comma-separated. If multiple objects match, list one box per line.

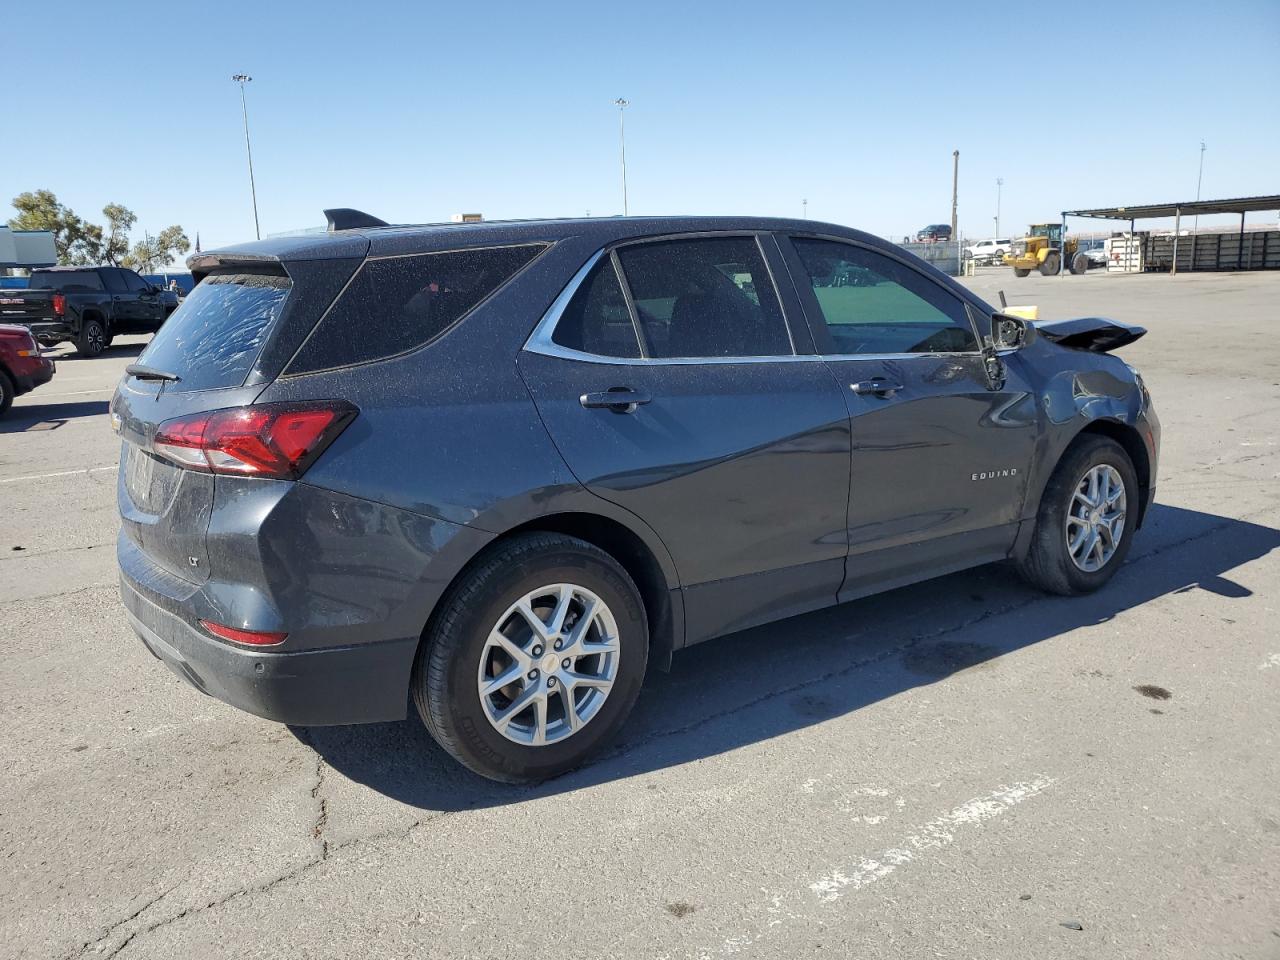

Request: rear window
left=135, top=271, right=291, bottom=392
left=287, top=244, right=546, bottom=373
left=28, top=271, right=104, bottom=292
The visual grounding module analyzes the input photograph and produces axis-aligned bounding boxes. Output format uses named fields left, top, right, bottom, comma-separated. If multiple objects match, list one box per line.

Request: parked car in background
left=0, top=323, right=55, bottom=414
left=965, top=238, right=1012, bottom=263
left=916, top=223, right=952, bottom=241
left=1080, top=238, right=1109, bottom=267
left=113, top=211, right=1159, bottom=783
left=0, top=266, right=172, bottom=357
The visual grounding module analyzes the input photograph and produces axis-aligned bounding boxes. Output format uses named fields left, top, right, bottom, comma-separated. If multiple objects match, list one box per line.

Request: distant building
left=451, top=213, right=484, bottom=223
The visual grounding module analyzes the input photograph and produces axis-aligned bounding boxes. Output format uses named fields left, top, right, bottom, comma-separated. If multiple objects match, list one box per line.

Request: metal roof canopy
left=1060, top=194, right=1279, bottom=275
left=1064, top=194, right=1280, bottom=220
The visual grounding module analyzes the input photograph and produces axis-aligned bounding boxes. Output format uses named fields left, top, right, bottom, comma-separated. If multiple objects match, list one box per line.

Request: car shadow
left=49, top=342, right=146, bottom=361
left=295, top=503, right=1280, bottom=810
left=0, top=400, right=110, bottom=433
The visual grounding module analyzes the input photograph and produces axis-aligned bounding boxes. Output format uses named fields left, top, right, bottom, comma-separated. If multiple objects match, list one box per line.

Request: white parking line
left=0, top=465, right=116, bottom=484
left=22, top=388, right=113, bottom=399
left=674, top=776, right=1056, bottom=960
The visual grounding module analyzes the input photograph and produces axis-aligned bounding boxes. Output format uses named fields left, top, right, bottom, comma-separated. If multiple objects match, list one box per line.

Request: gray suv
left=113, top=212, right=1160, bottom=783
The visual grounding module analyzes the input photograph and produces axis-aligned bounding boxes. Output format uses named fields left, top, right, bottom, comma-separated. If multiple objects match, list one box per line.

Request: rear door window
left=551, top=258, right=641, bottom=358
left=134, top=270, right=291, bottom=392
left=288, top=243, right=546, bottom=372
left=122, top=270, right=150, bottom=293
left=614, top=236, right=791, bottom=358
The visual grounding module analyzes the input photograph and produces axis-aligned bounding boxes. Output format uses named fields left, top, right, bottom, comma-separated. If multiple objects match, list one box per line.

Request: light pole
left=802, top=198, right=808, bottom=219
left=1193, top=141, right=1206, bottom=236
left=995, top=177, right=1003, bottom=237
left=232, top=74, right=261, bottom=240
left=613, top=98, right=630, bottom=216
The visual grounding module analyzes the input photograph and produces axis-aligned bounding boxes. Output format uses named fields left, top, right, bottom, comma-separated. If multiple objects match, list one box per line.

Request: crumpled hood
left=1032, top=316, right=1146, bottom=352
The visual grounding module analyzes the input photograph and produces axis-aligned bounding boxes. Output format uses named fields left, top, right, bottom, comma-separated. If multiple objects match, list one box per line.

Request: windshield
left=134, top=270, right=291, bottom=391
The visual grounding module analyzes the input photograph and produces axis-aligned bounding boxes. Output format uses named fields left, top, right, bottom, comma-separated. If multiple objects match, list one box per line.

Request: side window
left=614, top=236, right=791, bottom=358
left=551, top=258, right=640, bottom=358
left=100, top=269, right=127, bottom=294
left=121, top=270, right=149, bottom=293
left=791, top=238, right=978, bottom=355
left=288, top=243, right=545, bottom=372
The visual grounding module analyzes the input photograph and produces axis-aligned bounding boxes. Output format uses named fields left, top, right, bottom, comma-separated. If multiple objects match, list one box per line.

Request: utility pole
left=614, top=98, right=630, bottom=216
left=1193, top=141, right=1206, bottom=236
left=802, top=198, right=808, bottom=219
left=232, top=74, right=260, bottom=240
left=950, top=150, right=959, bottom=240
left=995, top=177, right=1003, bottom=237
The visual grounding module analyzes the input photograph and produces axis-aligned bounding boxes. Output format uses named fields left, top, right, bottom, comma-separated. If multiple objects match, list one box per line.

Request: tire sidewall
left=78, top=318, right=106, bottom=357
left=1042, top=437, right=1139, bottom=592
left=425, top=543, right=648, bottom=781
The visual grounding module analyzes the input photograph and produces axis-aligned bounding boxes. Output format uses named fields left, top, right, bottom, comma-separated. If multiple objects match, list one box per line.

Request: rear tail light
left=199, top=620, right=288, bottom=646
left=152, top=400, right=357, bottom=479
left=52, top=293, right=65, bottom=316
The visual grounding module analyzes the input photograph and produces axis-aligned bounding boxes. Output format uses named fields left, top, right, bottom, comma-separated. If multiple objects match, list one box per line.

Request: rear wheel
left=413, top=532, right=649, bottom=783
left=1016, top=435, right=1138, bottom=595
left=0, top=371, right=14, bottom=415
left=1013, top=268, right=1031, bottom=278
left=1070, top=252, right=1089, bottom=274
left=76, top=318, right=107, bottom=357
left=1039, top=253, right=1060, bottom=276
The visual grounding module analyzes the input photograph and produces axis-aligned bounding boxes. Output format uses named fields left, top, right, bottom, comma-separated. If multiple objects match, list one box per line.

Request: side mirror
left=991, top=312, right=1029, bottom=350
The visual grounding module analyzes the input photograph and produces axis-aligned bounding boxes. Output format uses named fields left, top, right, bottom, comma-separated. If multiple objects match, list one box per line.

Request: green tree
left=7, top=190, right=91, bottom=263
left=123, top=225, right=190, bottom=274
left=100, top=203, right=137, bottom=265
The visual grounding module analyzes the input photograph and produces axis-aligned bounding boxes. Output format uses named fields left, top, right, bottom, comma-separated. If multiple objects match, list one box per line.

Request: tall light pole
left=1193, top=140, right=1206, bottom=237
left=950, top=150, right=959, bottom=240
left=232, top=74, right=261, bottom=240
left=995, top=177, right=1003, bottom=237
left=614, top=98, right=630, bottom=216
left=802, top=198, right=808, bottom=219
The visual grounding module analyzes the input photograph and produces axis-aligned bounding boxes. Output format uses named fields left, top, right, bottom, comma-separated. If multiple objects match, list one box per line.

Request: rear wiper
left=126, top=364, right=181, bottom=383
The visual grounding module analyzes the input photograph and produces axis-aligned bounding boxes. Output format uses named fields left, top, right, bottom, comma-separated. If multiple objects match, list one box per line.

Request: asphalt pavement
left=1, top=268, right=1277, bottom=959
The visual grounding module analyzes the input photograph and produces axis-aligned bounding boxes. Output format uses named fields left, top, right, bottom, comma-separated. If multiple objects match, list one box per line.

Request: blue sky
left=6, top=0, right=1278, bottom=262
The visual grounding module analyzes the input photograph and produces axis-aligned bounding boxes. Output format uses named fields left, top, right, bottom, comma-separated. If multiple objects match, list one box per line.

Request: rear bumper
left=20, top=320, right=74, bottom=343
left=121, top=571, right=418, bottom=726
left=9, top=355, right=54, bottom=393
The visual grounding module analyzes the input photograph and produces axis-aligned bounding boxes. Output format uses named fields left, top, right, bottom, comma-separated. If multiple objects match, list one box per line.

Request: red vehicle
left=0, top=323, right=55, bottom=414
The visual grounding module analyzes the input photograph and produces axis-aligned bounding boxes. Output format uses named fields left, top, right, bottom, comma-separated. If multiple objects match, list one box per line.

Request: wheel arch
left=1030, top=418, right=1152, bottom=531
left=423, top=511, right=683, bottom=673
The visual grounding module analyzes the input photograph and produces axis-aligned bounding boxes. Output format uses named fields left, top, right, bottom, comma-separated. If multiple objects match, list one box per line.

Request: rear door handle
left=579, top=388, right=652, bottom=413
left=850, top=379, right=904, bottom=398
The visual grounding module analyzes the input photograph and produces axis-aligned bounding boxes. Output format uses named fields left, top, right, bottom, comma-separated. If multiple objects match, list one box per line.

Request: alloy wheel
left=477, top=583, right=620, bottom=746
left=1065, top=463, right=1127, bottom=572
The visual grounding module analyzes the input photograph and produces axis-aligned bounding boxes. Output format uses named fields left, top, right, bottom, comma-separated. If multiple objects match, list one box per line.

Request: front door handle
left=850, top=379, right=904, bottom=398
left=580, top=387, right=652, bottom=413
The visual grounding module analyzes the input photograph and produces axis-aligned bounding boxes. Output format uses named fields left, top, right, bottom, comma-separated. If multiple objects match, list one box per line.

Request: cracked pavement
left=2, top=270, right=1278, bottom=959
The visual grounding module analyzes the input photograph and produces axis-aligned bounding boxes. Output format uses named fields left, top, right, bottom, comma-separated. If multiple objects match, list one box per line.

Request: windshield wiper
left=125, top=363, right=181, bottom=383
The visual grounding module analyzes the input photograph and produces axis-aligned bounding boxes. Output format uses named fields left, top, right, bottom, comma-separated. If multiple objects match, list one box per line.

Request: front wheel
left=1016, top=435, right=1139, bottom=595
left=1013, top=267, right=1031, bottom=278
left=75, top=318, right=107, bottom=357
left=0, top=371, right=14, bottom=415
left=1039, top=253, right=1060, bottom=276
left=1070, top=252, right=1089, bottom=274
left=413, top=532, right=649, bottom=783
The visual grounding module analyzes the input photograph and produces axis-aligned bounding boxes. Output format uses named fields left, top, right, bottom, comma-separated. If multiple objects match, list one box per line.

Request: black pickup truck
left=0, top=266, right=176, bottom=357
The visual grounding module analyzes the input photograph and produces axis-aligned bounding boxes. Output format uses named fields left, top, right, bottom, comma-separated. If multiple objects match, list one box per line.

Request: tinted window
left=101, top=269, right=128, bottom=294
left=27, top=270, right=103, bottom=292
left=551, top=258, right=640, bottom=358
left=290, top=244, right=545, bottom=372
left=121, top=270, right=149, bottom=293
left=135, top=271, right=291, bottom=392
left=792, top=238, right=977, bottom=355
left=615, top=237, right=790, bottom=358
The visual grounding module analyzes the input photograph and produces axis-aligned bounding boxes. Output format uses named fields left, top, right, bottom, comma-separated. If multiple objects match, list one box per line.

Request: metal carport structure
left=1061, top=194, right=1280, bottom=274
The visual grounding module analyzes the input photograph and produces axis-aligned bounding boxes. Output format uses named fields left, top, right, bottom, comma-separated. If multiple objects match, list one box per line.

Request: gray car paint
left=113, top=216, right=1159, bottom=727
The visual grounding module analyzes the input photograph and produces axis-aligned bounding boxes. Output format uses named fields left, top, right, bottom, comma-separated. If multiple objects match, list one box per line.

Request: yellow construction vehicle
left=1004, top=223, right=1089, bottom=277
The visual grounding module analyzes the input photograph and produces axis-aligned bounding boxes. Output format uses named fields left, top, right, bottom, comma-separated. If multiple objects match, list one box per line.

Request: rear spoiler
left=1032, top=316, right=1146, bottom=353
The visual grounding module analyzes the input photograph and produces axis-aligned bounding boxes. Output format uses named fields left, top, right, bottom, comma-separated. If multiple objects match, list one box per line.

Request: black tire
left=1013, top=268, right=1031, bottom=278
left=0, top=370, right=14, bottom=415
left=1016, top=435, right=1139, bottom=595
left=1070, top=252, right=1089, bottom=275
left=76, top=317, right=107, bottom=357
left=1039, top=253, right=1060, bottom=276
left=413, top=532, right=649, bottom=783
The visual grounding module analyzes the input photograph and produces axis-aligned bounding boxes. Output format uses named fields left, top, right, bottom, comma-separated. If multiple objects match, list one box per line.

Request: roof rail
left=323, top=208, right=389, bottom=232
